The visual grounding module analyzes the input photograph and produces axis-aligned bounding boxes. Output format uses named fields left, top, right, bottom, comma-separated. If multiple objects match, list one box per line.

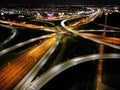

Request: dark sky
left=0, top=0, right=120, bottom=5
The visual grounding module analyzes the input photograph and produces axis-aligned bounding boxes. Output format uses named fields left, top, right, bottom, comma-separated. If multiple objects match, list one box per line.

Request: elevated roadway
left=14, top=26, right=62, bottom=90
left=61, top=9, right=120, bottom=49
left=25, top=53, right=120, bottom=90
left=0, top=7, right=119, bottom=90
left=0, top=18, right=62, bottom=89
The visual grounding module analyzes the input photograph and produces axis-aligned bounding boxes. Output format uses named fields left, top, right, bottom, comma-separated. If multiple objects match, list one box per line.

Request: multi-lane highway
left=0, top=7, right=120, bottom=90
left=24, top=8, right=120, bottom=90
left=0, top=37, right=57, bottom=89
left=14, top=26, right=61, bottom=90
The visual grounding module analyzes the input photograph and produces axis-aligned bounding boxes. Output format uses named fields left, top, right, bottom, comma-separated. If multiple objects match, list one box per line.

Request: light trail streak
left=14, top=26, right=62, bottom=90
left=0, top=33, right=56, bottom=56
left=0, top=8, right=119, bottom=90
left=61, top=18, right=120, bottom=49
left=0, top=20, right=57, bottom=32
left=68, top=9, right=101, bottom=29
left=80, top=33, right=120, bottom=45
left=25, top=53, right=120, bottom=90
left=78, top=29, right=120, bottom=33
left=94, top=22, right=120, bottom=30
left=0, top=37, right=56, bottom=90
left=0, top=24, right=17, bottom=47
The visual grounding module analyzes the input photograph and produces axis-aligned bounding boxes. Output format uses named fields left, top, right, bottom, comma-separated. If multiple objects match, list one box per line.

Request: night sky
left=0, top=0, right=120, bottom=5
